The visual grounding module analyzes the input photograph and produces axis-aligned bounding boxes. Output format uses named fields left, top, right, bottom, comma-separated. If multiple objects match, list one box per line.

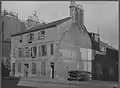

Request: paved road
left=2, top=77, right=118, bottom=88
left=17, top=80, right=118, bottom=88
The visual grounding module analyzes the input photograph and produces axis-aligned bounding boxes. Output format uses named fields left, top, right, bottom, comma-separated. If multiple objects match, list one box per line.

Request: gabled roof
left=11, top=17, right=72, bottom=37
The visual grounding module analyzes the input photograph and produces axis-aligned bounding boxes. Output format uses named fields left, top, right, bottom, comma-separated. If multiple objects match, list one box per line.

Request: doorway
left=12, top=63, right=15, bottom=76
left=24, top=64, right=29, bottom=76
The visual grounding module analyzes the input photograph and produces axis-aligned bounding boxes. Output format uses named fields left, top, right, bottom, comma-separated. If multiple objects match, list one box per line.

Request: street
left=17, top=79, right=118, bottom=88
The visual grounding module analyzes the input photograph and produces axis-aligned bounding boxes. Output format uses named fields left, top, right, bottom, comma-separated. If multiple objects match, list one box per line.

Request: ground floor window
left=41, top=62, right=46, bottom=76
left=32, top=63, right=36, bottom=74
left=18, top=63, right=22, bottom=73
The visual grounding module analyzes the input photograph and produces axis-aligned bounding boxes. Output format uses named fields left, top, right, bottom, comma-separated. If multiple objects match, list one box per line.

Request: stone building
left=10, top=1, right=93, bottom=78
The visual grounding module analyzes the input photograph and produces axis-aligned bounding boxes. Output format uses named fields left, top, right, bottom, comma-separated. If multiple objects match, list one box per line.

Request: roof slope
left=100, top=41, right=117, bottom=51
left=11, top=17, right=72, bottom=37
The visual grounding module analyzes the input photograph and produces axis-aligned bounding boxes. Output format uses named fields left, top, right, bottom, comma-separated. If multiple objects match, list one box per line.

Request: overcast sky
left=2, top=1, right=118, bottom=49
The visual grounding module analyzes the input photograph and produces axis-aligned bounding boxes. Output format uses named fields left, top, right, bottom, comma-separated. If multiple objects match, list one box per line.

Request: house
left=88, top=32, right=118, bottom=81
left=1, top=10, right=27, bottom=75
left=93, top=41, right=118, bottom=81
left=10, top=1, right=93, bottom=79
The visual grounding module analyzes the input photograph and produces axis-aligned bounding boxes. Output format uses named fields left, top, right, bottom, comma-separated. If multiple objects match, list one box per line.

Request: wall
left=54, top=19, right=92, bottom=78
left=1, top=16, right=21, bottom=40
left=93, top=48, right=118, bottom=81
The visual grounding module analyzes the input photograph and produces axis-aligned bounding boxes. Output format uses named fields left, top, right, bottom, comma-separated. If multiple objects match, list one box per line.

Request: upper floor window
left=19, top=48, right=22, bottom=57
left=50, top=43, right=54, bottom=55
left=13, top=49, right=16, bottom=57
left=24, top=47, right=29, bottom=57
left=38, top=30, right=45, bottom=40
left=39, top=46, right=42, bottom=56
left=31, top=46, right=37, bottom=58
left=27, top=32, right=34, bottom=43
left=41, top=45, right=47, bottom=56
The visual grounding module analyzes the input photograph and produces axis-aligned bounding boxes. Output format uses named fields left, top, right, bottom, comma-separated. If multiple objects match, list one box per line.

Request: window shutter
left=39, top=46, right=42, bottom=56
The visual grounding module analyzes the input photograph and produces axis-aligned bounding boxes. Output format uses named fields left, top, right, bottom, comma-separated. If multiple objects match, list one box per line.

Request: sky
left=2, top=1, right=119, bottom=49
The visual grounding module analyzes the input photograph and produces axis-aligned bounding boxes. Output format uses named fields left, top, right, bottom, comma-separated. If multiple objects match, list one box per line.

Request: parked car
left=67, top=70, right=92, bottom=81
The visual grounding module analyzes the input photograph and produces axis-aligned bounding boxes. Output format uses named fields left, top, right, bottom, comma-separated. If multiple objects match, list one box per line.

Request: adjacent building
left=89, top=32, right=118, bottom=81
left=1, top=10, right=26, bottom=71
left=10, top=1, right=94, bottom=79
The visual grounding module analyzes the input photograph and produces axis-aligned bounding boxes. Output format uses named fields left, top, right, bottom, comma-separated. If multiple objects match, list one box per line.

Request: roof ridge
left=11, top=17, right=72, bottom=37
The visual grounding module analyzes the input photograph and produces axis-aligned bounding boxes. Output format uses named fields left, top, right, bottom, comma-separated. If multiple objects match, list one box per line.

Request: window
left=22, top=47, right=25, bottom=57
left=24, top=47, right=29, bottom=57
left=32, top=63, right=36, bottom=74
left=18, top=63, right=22, bottom=73
left=27, top=32, right=34, bottom=43
left=38, top=30, right=45, bottom=40
left=31, top=46, right=37, bottom=58
left=38, top=32, right=41, bottom=40
left=19, top=48, right=22, bottom=57
left=41, top=45, right=47, bottom=56
left=41, top=62, right=46, bottom=76
left=13, top=49, right=16, bottom=57
left=50, top=44, right=54, bottom=55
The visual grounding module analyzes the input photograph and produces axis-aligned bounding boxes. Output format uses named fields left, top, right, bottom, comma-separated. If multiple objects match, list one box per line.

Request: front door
left=24, top=64, right=29, bottom=76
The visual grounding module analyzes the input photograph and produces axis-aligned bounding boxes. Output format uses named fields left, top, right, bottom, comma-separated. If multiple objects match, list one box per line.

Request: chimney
left=69, top=0, right=77, bottom=22
left=77, top=4, right=84, bottom=26
left=69, top=1, right=84, bottom=26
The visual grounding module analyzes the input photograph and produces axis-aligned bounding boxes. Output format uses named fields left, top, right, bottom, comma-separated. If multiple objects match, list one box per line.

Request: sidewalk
left=19, top=76, right=118, bottom=87
left=20, top=76, right=81, bottom=86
